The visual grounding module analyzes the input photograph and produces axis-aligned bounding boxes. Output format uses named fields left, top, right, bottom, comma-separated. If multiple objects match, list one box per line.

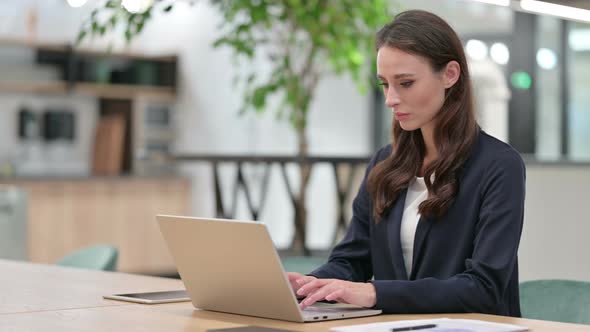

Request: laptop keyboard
left=304, top=306, right=347, bottom=313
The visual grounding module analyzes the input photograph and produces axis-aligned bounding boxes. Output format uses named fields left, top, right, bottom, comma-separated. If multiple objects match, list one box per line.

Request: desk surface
left=1, top=260, right=589, bottom=332
left=0, top=259, right=183, bottom=314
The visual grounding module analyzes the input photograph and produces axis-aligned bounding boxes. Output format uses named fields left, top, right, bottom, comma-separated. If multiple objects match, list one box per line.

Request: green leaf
left=252, top=86, right=268, bottom=110
left=348, top=51, right=363, bottom=66
left=76, top=29, right=87, bottom=44
left=136, top=21, right=145, bottom=34
left=247, top=73, right=255, bottom=84
left=91, top=20, right=99, bottom=33
left=125, top=28, right=132, bottom=42
left=108, top=15, right=118, bottom=28
left=212, top=37, right=227, bottom=48
left=105, top=0, right=118, bottom=9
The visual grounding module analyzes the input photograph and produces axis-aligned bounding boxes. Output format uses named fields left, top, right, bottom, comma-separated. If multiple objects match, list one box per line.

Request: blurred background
left=0, top=0, right=588, bottom=284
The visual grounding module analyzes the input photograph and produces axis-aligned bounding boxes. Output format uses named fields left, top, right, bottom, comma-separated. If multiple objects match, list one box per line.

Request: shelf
left=0, top=81, right=68, bottom=94
left=74, top=83, right=175, bottom=101
left=73, top=48, right=177, bottom=62
left=0, top=81, right=175, bottom=101
left=0, top=37, right=177, bottom=101
left=0, top=37, right=68, bottom=52
left=0, top=37, right=176, bottom=61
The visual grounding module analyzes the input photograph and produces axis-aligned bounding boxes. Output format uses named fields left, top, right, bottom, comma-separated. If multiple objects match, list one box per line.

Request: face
left=377, top=47, right=458, bottom=133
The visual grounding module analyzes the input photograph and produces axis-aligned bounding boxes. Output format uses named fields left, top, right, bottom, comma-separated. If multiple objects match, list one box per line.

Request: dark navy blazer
left=310, top=131, right=526, bottom=316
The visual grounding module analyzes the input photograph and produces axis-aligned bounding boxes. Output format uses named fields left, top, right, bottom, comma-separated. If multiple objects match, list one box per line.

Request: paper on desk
left=331, top=318, right=528, bottom=332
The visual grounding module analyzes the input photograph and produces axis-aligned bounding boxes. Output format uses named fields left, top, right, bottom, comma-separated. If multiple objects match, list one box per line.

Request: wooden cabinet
left=2, top=177, right=190, bottom=275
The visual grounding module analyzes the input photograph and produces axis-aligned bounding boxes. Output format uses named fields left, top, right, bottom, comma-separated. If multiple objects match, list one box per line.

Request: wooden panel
left=2, top=177, right=190, bottom=274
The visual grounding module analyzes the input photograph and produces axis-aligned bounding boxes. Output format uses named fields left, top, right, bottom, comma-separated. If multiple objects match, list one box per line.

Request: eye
left=378, top=81, right=389, bottom=89
left=400, top=81, right=414, bottom=88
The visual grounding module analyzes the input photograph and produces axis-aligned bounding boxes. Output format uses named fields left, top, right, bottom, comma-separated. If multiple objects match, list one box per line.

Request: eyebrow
left=377, top=73, right=415, bottom=80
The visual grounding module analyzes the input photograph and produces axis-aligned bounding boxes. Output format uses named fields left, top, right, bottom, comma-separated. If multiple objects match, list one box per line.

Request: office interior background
left=0, top=0, right=588, bottom=282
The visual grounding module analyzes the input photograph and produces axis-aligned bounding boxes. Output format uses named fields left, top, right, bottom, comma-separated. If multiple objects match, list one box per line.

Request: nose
left=385, top=87, right=400, bottom=109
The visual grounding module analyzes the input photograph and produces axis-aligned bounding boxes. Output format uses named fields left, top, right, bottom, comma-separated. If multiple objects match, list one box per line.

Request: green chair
left=520, top=279, right=590, bottom=325
left=57, top=245, right=118, bottom=271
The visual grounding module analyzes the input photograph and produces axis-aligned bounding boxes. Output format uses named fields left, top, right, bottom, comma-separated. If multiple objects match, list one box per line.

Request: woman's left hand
left=296, top=278, right=377, bottom=309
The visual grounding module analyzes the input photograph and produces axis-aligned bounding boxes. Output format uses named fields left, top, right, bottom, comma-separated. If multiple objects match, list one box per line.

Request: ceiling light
left=490, top=42, right=510, bottom=65
left=521, top=0, right=590, bottom=23
left=466, top=39, right=488, bottom=61
left=122, top=0, right=154, bottom=13
left=66, top=0, right=87, bottom=8
left=536, top=48, right=557, bottom=70
left=569, top=29, right=590, bottom=52
left=470, top=0, right=510, bottom=6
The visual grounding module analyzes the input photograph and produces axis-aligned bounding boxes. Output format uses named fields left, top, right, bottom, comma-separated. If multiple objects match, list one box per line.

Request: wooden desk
left=1, top=260, right=589, bottom=331
left=0, top=260, right=183, bottom=314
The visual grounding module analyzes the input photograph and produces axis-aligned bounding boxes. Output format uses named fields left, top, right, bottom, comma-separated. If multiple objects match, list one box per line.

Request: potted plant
left=79, top=0, right=395, bottom=254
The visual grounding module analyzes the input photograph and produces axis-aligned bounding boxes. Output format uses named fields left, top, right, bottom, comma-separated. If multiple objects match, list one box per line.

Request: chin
left=398, top=121, right=420, bottom=131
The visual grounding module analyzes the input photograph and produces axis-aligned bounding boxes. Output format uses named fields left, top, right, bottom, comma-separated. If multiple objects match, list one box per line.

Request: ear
left=442, top=60, right=460, bottom=88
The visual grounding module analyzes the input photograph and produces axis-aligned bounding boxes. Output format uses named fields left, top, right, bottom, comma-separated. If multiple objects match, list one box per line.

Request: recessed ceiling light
left=521, top=0, right=590, bottom=23
left=122, top=0, right=154, bottom=13
left=466, top=39, right=488, bottom=61
left=536, top=48, right=557, bottom=70
left=470, top=0, right=510, bottom=6
left=66, top=0, right=87, bottom=8
left=490, top=42, right=510, bottom=65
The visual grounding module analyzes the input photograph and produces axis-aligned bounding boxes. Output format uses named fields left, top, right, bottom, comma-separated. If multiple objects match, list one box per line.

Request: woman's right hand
left=286, top=272, right=317, bottom=298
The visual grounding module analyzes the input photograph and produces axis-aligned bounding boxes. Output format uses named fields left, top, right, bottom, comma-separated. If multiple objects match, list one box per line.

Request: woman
left=288, top=10, right=525, bottom=317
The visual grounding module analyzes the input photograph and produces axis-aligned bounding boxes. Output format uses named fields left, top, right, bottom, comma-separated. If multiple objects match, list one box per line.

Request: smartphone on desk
left=103, top=290, right=190, bottom=304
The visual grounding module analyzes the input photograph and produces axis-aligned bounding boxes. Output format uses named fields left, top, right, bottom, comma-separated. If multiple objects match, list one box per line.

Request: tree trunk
left=292, top=125, right=312, bottom=256
left=289, top=50, right=318, bottom=256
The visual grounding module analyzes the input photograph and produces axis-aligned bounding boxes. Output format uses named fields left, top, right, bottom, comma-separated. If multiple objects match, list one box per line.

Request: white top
left=400, top=177, right=428, bottom=278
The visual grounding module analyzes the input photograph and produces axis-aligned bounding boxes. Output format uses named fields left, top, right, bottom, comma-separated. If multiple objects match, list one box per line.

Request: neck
left=421, top=125, right=438, bottom=161
left=420, top=125, right=438, bottom=175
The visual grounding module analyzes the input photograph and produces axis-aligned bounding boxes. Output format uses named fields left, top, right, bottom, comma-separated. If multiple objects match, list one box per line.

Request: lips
left=394, top=112, right=410, bottom=120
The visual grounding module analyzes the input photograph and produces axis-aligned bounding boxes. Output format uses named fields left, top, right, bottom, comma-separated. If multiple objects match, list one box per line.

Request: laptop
left=156, top=215, right=382, bottom=323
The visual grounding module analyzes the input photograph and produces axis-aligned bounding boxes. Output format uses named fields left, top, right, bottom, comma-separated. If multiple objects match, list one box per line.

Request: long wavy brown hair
left=368, top=10, right=479, bottom=221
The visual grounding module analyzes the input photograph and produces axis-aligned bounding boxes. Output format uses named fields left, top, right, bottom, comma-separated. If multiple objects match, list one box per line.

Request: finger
left=290, top=282, right=302, bottom=295
left=295, top=276, right=316, bottom=286
left=296, top=279, right=329, bottom=297
left=289, top=282, right=304, bottom=296
left=287, top=272, right=303, bottom=281
left=325, top=288, right=346, bottom=302
left=300, top=283, right=340, bottom=309
left=297, top=277, right=325, bottom=290
left=287, top=273, right=306, bottom=286
left=296, top=283, right=321, bottom=297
